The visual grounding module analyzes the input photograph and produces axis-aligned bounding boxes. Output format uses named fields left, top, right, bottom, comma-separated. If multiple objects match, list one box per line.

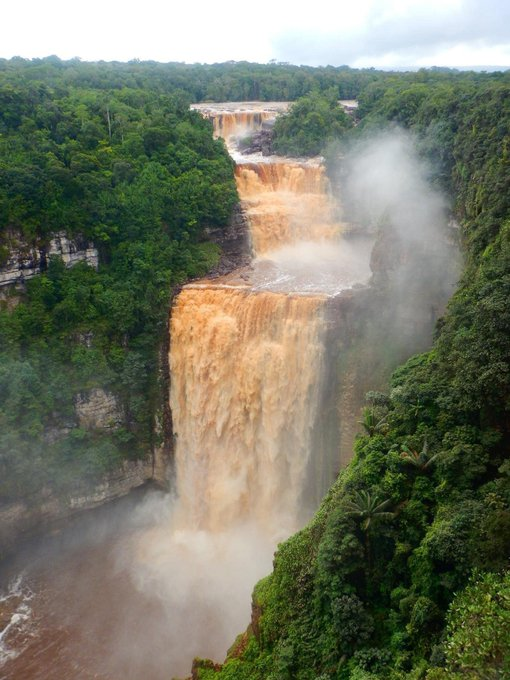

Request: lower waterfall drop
left=170, top=288, right=326, bottom=535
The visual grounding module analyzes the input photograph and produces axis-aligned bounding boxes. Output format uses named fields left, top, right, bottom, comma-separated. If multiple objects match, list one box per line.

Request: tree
left=358, top=407, right=388, bottom=437
left=400, top=439, right=440, bottom=472
left=273, top=90, right=352, bottom=157
left=343, top=490, right=394, bottom=573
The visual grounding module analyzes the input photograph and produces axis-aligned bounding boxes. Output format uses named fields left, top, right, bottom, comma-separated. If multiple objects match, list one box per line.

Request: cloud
left=271, top=0, right=510, bottom=68
left=1, top=0, right=509, bottom=67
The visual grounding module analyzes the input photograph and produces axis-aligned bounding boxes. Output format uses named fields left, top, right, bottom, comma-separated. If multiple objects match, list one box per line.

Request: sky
left=2, top=0, right=510, bottom=70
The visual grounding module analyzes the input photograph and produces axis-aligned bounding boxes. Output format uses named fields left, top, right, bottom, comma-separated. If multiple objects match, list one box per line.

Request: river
left=0, top=102, right=373, bottom=679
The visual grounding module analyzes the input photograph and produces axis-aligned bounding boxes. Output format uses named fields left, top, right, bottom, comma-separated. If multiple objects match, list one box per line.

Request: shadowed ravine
left=0, top=103, right=374, bottom=678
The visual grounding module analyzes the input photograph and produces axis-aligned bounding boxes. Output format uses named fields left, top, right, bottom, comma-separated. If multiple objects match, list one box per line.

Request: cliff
left=0, top=231, right=98, bottom=289
left=204, top=203, right=253, bottom=277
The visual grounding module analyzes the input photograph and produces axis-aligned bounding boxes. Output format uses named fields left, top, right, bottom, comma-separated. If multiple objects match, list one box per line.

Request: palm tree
left=358, top=408, right=388, bottom=437
left=343, top=490, right=394, bottom=573
left=400, top=438, right=440, bottom=472
left=343, top=490, right=394, bottom=531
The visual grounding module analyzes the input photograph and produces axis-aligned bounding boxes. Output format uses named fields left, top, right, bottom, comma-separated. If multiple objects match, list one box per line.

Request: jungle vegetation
left=0, top=68, right=237, bottom=498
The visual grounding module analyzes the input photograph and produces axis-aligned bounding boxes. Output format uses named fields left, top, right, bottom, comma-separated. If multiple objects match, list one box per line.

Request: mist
left=327, top=128, right=461, bottom=389
left=342, top=130, right=447, bottom=241
left=108, top=494, right=277, bottom=678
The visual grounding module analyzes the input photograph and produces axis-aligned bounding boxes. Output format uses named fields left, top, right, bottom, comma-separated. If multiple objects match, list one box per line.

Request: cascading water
left=167, top=104, right=368, bottom=546
left=235, top=160, right=342, bottom=254
left=0, top=102, right=373, bottom=679
left=170, top=288, right=325, bottom=535
left=191, top=101, right=289, bottom=143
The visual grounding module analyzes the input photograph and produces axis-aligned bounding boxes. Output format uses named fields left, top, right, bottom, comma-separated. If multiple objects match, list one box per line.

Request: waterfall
left=235, top=160, right=342, bottom=255
left=170, top=288, right=325, bottom=536
left=146, top=104, right=371, bottom=672
left=169, top=106, right=355, bottom=543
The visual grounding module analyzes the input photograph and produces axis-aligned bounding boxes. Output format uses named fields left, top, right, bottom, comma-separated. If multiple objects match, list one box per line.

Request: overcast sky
left=2, top=0, right=509, bottom=69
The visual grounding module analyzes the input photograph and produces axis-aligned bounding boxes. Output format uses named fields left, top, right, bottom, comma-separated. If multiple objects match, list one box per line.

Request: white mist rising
left=335, top=130, right=460, bottom=341
left=341, top=130, right=449, bottom=245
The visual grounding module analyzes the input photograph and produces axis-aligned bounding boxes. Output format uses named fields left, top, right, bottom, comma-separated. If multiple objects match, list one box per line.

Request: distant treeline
left=1, top=56, right=507, bottom=103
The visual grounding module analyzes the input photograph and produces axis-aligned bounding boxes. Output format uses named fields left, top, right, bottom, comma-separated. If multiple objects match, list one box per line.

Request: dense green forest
left=272, top=89, right=353, bottom=156
left=0, top=68, right=237, bottom=499
left=0, top=58, right=386, bottom=102
left=1, top=57, right=506, bottom=104
left=190, top=76, right=510, bottom=677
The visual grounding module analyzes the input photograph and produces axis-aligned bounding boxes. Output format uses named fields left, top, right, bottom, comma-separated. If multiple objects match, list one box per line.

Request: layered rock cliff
left=0, top=231, right=98, bottom=288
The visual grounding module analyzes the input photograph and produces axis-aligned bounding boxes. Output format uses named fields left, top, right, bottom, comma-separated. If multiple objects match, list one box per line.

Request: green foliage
left=359, top=407, right=389, bottom=437
left=426, top=571, right=510, bottom=679
left=400, top=440, right=439, bottom=472
left=0, top=68, right=237, bottom=499
left=273, top=90, right=352, bottom=157
left=0, top=57, right=411, bottom=106
left=343, top=490, right=394, bottom=533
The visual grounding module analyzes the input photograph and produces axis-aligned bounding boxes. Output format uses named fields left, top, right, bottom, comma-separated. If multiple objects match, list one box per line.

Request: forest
left=0, top=57, right=509, bottom=678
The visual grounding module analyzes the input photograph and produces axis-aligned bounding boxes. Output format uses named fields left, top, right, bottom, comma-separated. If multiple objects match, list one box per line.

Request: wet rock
left=205, top=203, right=252, bottom=277
left=239, top=127, right=275, bottom=156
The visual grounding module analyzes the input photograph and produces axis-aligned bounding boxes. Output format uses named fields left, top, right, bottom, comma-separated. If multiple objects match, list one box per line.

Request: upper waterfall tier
left=192, top=102, right=373, bottom=295
left=235, top=159, right=343, bottom=255
left=191, top=102, right=288, bottom=143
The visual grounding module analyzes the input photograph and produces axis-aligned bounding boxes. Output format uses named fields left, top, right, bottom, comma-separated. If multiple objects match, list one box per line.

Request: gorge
left=0, top=102, right=456, bottom=679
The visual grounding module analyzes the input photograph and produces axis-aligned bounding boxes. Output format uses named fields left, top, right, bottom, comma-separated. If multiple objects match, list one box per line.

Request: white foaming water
left=251, top=238, right=373, bottom=296
left=0, top=574, right=34, bottom=665
left=115, top=495, right=277, bottom=677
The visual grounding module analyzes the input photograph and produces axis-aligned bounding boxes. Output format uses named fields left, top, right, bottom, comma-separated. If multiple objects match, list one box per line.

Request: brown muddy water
left=0, top=489, right=216, bottom=680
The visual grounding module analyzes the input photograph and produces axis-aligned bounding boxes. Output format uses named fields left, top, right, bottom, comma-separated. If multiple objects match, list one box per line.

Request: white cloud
left=1, top=0, right=509, bottom=68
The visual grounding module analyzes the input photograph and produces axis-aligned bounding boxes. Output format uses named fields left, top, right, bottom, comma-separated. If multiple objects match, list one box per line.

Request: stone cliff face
left=0, top=382, right=154, bottom=556
left=204, top=203, right=252, bottom=277
left=0, top=230, right=98, bottom=288
left=74, top=388, right=123, bottom=430
left=0, top=459, right=153, bottom=555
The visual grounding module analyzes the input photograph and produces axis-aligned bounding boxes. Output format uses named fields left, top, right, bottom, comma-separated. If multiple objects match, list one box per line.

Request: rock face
left=204, top=203, right=252, bottom=277
left=75, top=388, right=123, bottom=430
left=0, top=459, right=153, bottom=556
left=238, top=125, right=275, bottom=156
left=0, top=380, right=157, bottom=556
left=0, top=230, right=98, bottom=288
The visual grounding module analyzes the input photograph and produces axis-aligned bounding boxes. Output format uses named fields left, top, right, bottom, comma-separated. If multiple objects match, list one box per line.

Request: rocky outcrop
left=0, top=459, right=153, bottom=556
left=0, top=230, right=98, bottom=288
left=204, top=203, right=252, bottom=277
left=0, top=387, right=156, bottom=557
left=75, top=388, right=123, bottom=430
left=238, top=125, right=275, bottom=156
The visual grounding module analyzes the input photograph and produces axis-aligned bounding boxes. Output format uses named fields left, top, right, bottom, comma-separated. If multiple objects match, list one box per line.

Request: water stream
left=0, top=102, right=373, bottom=679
